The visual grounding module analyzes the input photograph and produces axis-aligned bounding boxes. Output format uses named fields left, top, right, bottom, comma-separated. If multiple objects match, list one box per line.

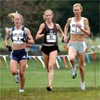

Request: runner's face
left=45, top=11, right=53, bottom=22
left=73, top=6, right=82, bottom=17
left=14, top=15, right=22, bottom=26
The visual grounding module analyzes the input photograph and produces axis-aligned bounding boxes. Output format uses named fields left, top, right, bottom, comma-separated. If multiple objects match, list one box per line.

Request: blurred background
left=0, top=0, right=100, bottom=55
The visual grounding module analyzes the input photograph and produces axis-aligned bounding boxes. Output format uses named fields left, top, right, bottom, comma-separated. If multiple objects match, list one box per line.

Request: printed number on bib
left=46, top=33, right=56, bottom=43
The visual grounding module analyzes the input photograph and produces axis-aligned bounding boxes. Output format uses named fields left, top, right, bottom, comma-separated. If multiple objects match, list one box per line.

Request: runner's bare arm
left=35, top=23, right=45, bottom=40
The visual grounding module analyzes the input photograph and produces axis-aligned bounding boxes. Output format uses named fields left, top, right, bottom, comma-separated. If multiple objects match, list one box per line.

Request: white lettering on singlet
left=46, top=30, right=56, bottom=43
left=70, top=17, right=85, bottom=34
left=12, top=30, right=24, bottom=43
left=71, top=24, right=82, bottom=33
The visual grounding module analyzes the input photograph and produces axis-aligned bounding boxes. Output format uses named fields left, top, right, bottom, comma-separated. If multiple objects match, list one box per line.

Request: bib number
left=46, top=33, right=56, bottom=43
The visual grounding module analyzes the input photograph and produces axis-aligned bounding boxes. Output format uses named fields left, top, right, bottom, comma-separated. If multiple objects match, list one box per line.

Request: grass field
left=0, top=54, right=100, bottom=100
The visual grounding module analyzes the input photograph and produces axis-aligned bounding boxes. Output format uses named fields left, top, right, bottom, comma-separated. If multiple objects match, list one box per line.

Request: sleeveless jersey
left=10, top=26, right=27, bottom=44
left=42, top=23, right=57, bottom=44
left=70, top=17, right=85, bottom=34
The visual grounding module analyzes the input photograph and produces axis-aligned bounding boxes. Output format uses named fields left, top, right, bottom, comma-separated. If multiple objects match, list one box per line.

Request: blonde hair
left=8, top=13, right=16, bottom=22
left=73, top=3, right=83, bottom=12
left=14, top=13, right=24, bottom=23
left=43, top=9, right=54, bottom=20
left=8, top=11, right=18, bottom=22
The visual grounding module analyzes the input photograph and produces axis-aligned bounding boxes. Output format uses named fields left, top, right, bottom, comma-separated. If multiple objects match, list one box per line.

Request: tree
left=0, top=0, right=99, bottom=41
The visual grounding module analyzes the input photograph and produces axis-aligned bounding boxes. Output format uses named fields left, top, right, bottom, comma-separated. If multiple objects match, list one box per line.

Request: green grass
left=0, top=55, right=100, bottom=100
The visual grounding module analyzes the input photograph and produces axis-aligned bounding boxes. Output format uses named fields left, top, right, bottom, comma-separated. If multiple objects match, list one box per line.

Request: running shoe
left=19, top=88, right=24, bottom=92
left=72, top=66, right=77, bottom=79
left=15, top=70, right=20, bottom=83
left=80, top=82, right=86, bottom=91
left=47, top=86, right=52, bottom=91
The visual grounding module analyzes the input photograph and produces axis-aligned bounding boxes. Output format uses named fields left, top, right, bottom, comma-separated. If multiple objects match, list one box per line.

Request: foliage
left=0, top=0, right=99, bottom=43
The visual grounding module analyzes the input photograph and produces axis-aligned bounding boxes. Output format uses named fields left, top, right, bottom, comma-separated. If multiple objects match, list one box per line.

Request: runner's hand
left=6, top=45, right=12, bottom=52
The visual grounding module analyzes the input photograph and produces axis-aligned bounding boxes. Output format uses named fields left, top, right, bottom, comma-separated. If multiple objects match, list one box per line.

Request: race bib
left=46, top=30, right=56, bottom=43
left=12, top=32, right=24, bottom=44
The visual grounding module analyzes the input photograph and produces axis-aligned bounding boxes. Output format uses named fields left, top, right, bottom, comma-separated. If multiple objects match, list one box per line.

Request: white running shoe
left=72, top=66, right=77, bottom=79
left=80, top=82, right=86, bottom=91
left=15, top=70, right=20, bottom=83
left=19, top=88, right=24, bottom=93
